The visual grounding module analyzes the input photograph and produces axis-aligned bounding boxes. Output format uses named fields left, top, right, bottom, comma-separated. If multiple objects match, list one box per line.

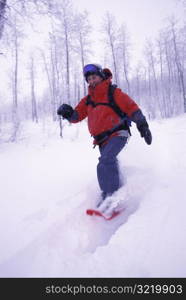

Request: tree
left=118, top=24, right=131, bottom=94
left=0, top=0, right=7, bottom=39
left=170, top=19, right=186, bottom=112
left=41, top=49, right=57, bottom=121
left=102, top=12, right=119, bottom=84
left=73, top=10, right=92, bottom=96
left=30, top=56, right=38, bottom=122
left=52, top=0, right=74, bottom=103
left=9, top=14, right=21, bottom=142
left=156, top=34, right=169, bottom=117
left=144, top=40, right=162, bottom=117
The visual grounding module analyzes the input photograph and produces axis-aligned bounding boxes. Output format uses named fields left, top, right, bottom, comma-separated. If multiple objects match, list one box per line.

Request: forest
left=0, top=0, right=185, bottom=142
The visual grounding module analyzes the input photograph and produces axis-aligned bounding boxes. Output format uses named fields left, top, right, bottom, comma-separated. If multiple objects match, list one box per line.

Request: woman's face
left=87, top=74, right=103, bottom=87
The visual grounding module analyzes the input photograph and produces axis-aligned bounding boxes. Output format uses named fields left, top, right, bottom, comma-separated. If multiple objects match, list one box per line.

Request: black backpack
left=86, top=84, right=131, bottom=133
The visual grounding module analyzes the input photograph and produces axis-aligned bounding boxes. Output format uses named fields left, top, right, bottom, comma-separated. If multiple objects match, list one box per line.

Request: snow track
left=0, top=186, right=138, bottom=277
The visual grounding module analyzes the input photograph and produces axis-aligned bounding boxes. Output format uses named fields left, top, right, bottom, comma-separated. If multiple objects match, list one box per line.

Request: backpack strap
left=86, top=95, right=110, bottom=108
left=86, top=95, right=96, bottom=107
left=107, top=84, right=128, bottom=119
left=108, top=85, right=131, bottom=135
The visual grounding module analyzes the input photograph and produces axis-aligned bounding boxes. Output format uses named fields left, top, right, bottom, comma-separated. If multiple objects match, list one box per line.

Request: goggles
left=83, top=64, right=102, bottom=77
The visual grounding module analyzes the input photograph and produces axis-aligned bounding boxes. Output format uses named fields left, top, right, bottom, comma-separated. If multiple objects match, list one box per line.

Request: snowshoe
left=86, top=194, right=125, bottom=220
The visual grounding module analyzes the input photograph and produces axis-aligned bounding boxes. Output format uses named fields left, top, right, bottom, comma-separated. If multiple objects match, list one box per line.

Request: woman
left=57, top=64, right=152, bottom=211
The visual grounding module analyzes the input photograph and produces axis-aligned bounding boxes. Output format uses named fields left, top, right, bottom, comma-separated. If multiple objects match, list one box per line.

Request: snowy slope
left=0, top=115, right=186, bottom=277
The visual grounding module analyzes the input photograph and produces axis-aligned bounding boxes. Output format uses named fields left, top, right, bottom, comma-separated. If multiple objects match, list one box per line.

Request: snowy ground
left=0, top=115, right=186, bottom=277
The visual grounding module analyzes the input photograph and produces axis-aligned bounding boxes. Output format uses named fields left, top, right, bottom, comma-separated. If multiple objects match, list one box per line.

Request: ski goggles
left=83, top=64, right=101, bottom=77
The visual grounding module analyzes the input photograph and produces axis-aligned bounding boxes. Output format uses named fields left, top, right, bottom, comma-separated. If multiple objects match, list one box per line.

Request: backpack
left=86, top=84, right=131, bottom=134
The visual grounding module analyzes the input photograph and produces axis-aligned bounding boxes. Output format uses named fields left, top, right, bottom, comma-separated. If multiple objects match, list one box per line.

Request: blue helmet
left=83, top=64, right=105, bottom=81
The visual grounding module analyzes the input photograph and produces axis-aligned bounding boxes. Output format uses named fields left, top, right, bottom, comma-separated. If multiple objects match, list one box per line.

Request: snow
left=0, top=115, right=186, bottom=277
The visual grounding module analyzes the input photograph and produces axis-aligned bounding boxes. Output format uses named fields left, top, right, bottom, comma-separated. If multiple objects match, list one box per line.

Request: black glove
left=137, top=120, right=152, bottom=145
left=57, top=104, right=74, bottom=120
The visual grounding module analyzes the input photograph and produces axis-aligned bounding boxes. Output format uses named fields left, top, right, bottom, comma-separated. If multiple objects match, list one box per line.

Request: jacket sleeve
left=69, top=96, right=88, bottom=123
left=114, top=88, right=139, bottom=117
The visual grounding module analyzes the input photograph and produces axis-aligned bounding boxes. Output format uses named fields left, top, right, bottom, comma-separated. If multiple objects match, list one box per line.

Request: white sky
left=72, top=0, right=185, bottom=63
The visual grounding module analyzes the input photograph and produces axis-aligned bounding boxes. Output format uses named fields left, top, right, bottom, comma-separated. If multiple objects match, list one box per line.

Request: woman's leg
left=97, top=136, right=128, bottom=197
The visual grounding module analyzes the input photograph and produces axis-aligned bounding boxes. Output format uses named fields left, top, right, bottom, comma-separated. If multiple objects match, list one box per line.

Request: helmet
left=83, top=64, right=105, bottom=81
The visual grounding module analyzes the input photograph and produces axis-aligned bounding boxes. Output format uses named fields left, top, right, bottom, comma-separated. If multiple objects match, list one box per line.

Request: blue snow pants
left=97, top=136, right=128, bottom=195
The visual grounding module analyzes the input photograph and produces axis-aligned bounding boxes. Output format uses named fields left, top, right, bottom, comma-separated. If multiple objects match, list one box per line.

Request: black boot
left=101, top=191, right=107, bottom=200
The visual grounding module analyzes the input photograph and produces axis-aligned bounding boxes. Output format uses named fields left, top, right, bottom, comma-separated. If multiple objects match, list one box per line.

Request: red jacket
left=71, top=79, right=139, bottom=137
